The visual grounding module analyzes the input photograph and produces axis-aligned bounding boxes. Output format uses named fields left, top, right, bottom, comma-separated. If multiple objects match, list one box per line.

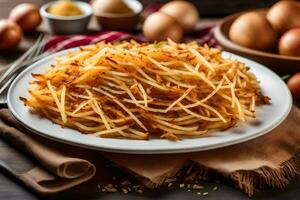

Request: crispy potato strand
left=22, top=40, right=269, bottom=140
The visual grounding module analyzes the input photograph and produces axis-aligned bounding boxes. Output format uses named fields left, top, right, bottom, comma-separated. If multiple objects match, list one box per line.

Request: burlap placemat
left=0, top=106, right=300, bottom=196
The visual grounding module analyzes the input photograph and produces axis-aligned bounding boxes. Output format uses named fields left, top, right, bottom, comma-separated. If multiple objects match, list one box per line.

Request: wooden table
left=1, top=1, right=300, bottom=200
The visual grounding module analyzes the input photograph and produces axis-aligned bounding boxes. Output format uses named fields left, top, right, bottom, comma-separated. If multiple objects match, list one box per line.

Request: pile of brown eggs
left=229, top=0, right=300, bottom=57
left=142, top=1, right=199, bottom=42
left=0, top=3, right=41, bottom=50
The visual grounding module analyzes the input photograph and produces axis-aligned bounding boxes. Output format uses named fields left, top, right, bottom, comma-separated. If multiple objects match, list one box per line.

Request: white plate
left=7, top=48, right=292, bottom=154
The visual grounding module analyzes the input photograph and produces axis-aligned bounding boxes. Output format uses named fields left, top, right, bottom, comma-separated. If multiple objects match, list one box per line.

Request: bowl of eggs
left=214, top=0, right=300, bottom=75
left=0, top=3, right=42, bottom=51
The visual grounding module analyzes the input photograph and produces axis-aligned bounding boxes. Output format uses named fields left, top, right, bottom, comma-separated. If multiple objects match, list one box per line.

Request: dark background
left=0, top=0, right=281, bottom=18
left=142, top=0, right=279, bottom=16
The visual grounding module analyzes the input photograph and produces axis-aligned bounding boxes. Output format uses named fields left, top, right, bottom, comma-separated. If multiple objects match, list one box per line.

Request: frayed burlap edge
left=134, top=151, right=300, bottom=196
left=142, top=160, right=208, bottom=188
left=229, top=151, right=300, bottom=196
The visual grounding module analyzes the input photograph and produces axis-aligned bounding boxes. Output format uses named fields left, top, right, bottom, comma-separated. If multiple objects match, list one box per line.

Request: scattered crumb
left=192, top=184, right=204, bottom=190
left=104, top=184, right=117, bottom=193
left=137, top=189, right=143, bottom=194
left=121, top=180, right=131, bottom=186
left=121, top=188, right=128, bottom=194
left=96, top=169, right=218, bottom=196
left=133, top=185, right=140, bottom=189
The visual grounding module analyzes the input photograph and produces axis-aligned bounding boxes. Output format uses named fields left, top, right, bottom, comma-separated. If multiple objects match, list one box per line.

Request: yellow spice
left=48, top=0, right=83, bottom=16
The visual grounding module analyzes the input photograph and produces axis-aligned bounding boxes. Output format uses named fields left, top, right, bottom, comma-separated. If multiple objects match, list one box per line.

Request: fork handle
left=0, top=64, right=12, bottom=75
left=0, top=51, right=52, bottom=94
left=0, top=66, right=21, bottom=86
left=0, top=33, right=47, bottom=86
left=0, top=72, right=19, bottom=95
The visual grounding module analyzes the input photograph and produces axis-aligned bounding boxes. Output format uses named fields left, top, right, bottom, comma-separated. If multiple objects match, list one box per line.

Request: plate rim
left=7, top=47, right=293, bottom=154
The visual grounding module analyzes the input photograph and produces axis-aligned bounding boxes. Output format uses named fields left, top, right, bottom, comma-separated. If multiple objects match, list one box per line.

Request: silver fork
left=0, top=74, right=18, bottom=107
left=0, top=34, right=51, bottom=106
left=0, top=51, right=53, bottom=106
left=0, top=34, right=48, bottom=88
left=0, top=53, right=56, bottom=107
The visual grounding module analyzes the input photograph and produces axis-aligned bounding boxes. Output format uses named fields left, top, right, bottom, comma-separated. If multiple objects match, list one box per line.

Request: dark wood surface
left=1, top=1, right=300, bottom=200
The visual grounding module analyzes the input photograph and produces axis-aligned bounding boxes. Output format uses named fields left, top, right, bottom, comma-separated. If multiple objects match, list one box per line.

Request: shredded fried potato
left=21, top=40, right=270, bottom=140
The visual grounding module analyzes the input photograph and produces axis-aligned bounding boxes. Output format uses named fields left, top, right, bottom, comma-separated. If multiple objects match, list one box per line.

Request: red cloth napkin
left=45, top=27, right=218, bottom=52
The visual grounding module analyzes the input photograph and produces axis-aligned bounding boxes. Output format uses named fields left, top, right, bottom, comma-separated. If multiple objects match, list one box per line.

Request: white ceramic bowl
left=40, top=1, right=93, bottom=34
left=93, top=0, right=143, bottom=31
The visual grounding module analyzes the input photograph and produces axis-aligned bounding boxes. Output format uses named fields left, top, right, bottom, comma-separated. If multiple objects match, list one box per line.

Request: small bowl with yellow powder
left=40, top=0, right=92, bottom=34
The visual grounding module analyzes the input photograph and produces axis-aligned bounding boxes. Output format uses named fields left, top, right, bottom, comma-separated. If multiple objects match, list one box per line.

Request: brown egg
left=288, top=72, right=300, bottom=99
left=143, top=12, right=183, bottom=42
left=279, top=28, right=300, bottom=57
left=159, top=1, right=199, bottom=33
left=0, top=19, right=23, bottom=50
left=267, top=1, right=300, bottom=35
left=92, top=0, right=133, bottom=15
left=9, top=3, right=42, bottom=32
left=229, top=12, right=277, bottom=51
